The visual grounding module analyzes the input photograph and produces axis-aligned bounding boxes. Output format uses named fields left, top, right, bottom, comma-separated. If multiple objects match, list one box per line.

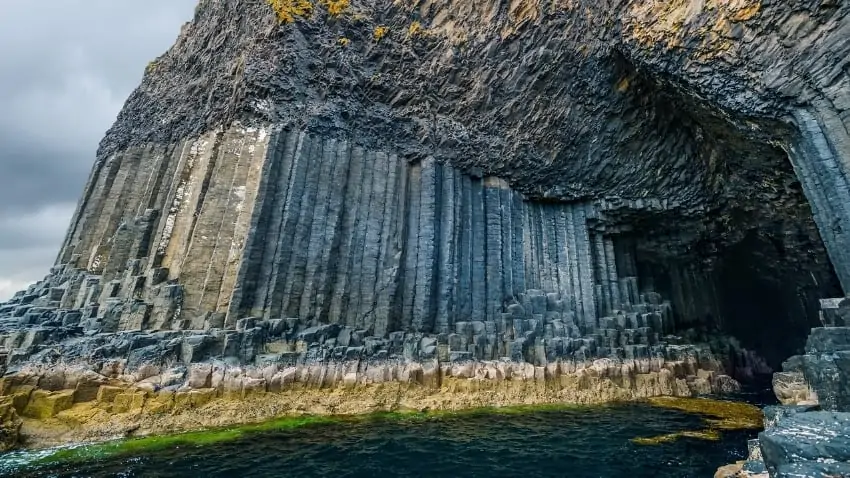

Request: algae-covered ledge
left=11, top=396, right=764, bottom=472
left=0, top=353, right=742, bottom=451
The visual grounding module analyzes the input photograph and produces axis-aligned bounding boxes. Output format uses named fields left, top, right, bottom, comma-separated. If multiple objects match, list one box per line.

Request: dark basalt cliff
left=97, top=0, right=848, bottom=352
left=1, top=0, right=849, bottom=453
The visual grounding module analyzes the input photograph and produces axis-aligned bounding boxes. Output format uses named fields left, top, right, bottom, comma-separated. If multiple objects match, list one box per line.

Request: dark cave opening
left=714, top=230, right=824, bottom=370
left=606, top=59, right=845, bottom=373
left=634, top=226, right=841, bottom=373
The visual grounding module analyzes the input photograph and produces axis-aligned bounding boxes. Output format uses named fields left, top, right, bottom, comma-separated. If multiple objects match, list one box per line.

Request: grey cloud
left=0, top=0, right=197, bottom=299
left=0, top=203, right=75, bottom=250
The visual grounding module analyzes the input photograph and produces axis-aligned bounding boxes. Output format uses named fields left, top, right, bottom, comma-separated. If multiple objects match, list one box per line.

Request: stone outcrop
left=1, top=352, right=739, bottom=449
left=723, top=300, right=850, bottom=478
left=2, top=0, right=850, bottom=452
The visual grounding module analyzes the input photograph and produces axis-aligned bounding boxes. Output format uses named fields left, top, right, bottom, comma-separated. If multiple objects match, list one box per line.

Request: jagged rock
left=801, top=329, right=850, bottom=412
left=0, top=397, right=22, bottom=452
left=774, top=462, right=850, bottom=478
left=820, top=298, right=850, bottom=328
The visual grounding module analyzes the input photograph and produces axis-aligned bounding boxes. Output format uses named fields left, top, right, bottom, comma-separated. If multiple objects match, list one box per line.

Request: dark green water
left=0, top=402, right=760, bottom=478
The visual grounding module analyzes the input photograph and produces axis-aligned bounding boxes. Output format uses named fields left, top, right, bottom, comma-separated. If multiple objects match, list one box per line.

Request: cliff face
left=0, top=1, right=848, bottom=445
left=67, top=0, right=849, bottom=353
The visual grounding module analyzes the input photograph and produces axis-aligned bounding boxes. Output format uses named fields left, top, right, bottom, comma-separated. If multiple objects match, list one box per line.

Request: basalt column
left=52, top=125, right=666, bottom=339
left=227, top=129, right=617, bottom=336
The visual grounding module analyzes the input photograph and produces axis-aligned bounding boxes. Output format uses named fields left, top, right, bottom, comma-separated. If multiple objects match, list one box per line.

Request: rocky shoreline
left=717, top=299, right=850, bottom=478
left=0, top=259, right=758, bottom=452
left=1, top=1, right=849, bottom=475
left=0, top=354, right=740, bottom=452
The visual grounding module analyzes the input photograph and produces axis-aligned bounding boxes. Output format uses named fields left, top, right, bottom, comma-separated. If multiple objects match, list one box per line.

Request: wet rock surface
left=760, top=411, right=850, bottom=474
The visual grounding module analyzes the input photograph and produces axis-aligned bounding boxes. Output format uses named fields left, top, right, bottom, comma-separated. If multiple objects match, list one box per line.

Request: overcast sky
left=0, top=0, right=197, bottom=301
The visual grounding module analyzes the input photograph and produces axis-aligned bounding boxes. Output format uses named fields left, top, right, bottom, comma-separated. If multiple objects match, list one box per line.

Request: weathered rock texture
left=45, top=123, right=690, bottom=338
left=1, top=0, right=849, bottom=450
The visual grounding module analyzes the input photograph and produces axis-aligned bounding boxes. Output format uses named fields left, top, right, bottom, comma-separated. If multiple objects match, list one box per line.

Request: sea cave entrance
left=627, top=217, right=841, bottom=374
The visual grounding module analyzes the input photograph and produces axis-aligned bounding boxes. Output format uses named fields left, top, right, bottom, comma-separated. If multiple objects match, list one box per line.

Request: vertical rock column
left=435, top=164, right=458, bottom=333
left=592, top=233, right=611, bottom=317
left=412, top=158, right=439, bottom=332
left=372, top=153, right=405, bottom=336
left=484, top=177, right=505, bottom=323
left=790, top=109, right=850, bottom=292
left=59, top=125, right=640, bottom=337
left=574, top=204, right=598, bottom=330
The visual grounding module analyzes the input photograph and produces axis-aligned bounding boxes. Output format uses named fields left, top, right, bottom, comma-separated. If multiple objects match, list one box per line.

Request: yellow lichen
left=373, top=25, right=389, bottom=41
left=266, top=0, right=313, bottom=24
left=338, top=37, right=351, bottom=46
left=145, top=61, right=158, bottom=74
left=321, top=0, right=349, bottom=16
left=625, top=0, right=760, bottom=55
left=615, top=76, right=631, bottom=92
left=730, top=2, right=761, bottom=22
left=407, top=21, right=424, bottom=38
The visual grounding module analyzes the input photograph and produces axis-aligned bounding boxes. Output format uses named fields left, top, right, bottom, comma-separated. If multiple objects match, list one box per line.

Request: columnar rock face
left=2, top=122, right=717, bottom=364
left=88, top=0, right=849, bottom=363
left=47, top=123, right=660, bottom=336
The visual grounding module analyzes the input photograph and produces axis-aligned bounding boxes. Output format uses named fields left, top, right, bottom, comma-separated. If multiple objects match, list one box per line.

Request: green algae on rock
left=31, top=415, right=338, bottom=467
left=26, top=404, right=597, bottom=468
left=632, top=397, right=763, bottom=446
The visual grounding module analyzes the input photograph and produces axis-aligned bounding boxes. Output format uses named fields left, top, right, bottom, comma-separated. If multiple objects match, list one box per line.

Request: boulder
left=772, top=372, right=815, bottom=406
left=759, top=411, right=850, bottom=475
